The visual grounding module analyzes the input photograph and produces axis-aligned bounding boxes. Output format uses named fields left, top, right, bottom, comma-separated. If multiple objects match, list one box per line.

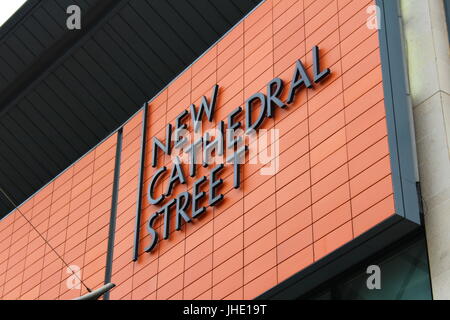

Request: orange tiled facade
left=0, top=0, right=395, bottom=300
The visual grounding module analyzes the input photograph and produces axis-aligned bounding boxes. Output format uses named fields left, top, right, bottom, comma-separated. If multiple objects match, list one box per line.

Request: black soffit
left=0, top=0, right=263, bottom=218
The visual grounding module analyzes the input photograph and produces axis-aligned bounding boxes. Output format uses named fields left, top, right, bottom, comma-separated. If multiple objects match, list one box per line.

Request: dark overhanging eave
left=0, top=0, right=127, bottom=117
left=0, top=0, right=263, bottom=219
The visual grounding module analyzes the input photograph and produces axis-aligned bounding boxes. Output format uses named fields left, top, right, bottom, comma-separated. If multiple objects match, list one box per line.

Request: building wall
left=0, top=133, right=118, bottom=299
left=0, top=0, right=398, bottom=300
left=401, top=0, right=450, bottom=300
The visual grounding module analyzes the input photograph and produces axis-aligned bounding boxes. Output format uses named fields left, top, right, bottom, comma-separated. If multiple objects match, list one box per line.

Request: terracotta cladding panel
left=0, top=0, right=396, bottom=300
left=0, top=140, right=116, bottom=299
left=124, top=0, right=394, bottom=301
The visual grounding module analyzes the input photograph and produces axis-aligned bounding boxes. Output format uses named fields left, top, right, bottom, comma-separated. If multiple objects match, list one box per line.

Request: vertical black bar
left=445, top=0, right=450, bottom=43
left=377, top=0, right=421, bottom=225
left=104, top=128, right=123, bottom=300
left=132, top=104, right=148, bottom=261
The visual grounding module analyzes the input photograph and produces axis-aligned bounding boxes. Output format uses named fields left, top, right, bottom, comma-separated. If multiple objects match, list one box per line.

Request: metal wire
left=0, top=187, right=92, bottom=293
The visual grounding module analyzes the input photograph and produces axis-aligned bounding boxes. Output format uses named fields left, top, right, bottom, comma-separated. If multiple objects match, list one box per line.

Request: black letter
left=186, top=137, right=203, bottom=177
left=245, top=92, right=267, bottom=132
left=203, top=121, right=224, bottom=168
left=174, top=110, right=188, bottom=148
left=286, top=60, right=312, bottom=104
left=227, top=107, right=243, bottom=149
left=165, top=157, right=187, bottom=196
left=192, top=176, right=207, bottom=219
left=190, top=85, right=219, bottom=132
left=227, top=146, right=248, bottom=189
left=144, top=212, right=160, bottom=253
left=148, top=166, right=167, bottom=205
left=151, top=124, right=172, bottom=167
left=313, top=46, right=330, bottom=83
left=176, top=191, right=191, bottom=231
left=160, top=199, right=176, bottom=240
left=209, top=164, right=224, bottom=206
left=266, top=78, right=286, bottom=118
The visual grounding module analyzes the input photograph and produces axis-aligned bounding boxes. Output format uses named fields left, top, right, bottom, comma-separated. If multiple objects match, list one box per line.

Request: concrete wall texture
left=401, top=0, right=450, bottom=300
left=0, top=0, right=401, bottom=300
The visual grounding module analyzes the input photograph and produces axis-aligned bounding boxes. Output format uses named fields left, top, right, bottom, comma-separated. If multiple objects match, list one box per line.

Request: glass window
left=304, top=236, right=432, bottom=300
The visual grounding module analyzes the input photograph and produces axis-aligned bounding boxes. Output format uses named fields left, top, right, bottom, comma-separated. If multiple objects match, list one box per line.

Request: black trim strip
left=445, top=0, right=450, bottom=43
left=103, top=128, right=123, bottom=300
left=377, top=0, right=421, bottom=225
left=256, top=216, right=421, bottom=299
left=301, top=230, right=429, bottom=299
left=132, top=104, right=148, bottom=261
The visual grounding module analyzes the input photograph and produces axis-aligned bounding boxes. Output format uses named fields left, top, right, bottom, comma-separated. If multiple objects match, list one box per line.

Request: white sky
left=0, top=0, right=27, bottom=27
